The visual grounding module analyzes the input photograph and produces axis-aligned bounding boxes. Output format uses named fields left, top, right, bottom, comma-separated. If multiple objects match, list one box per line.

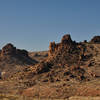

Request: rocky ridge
left=23, top=34, right=100, bottom=82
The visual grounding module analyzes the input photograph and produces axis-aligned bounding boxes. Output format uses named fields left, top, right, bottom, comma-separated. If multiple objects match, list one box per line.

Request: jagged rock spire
left=61, top=34, right=72, bottom=44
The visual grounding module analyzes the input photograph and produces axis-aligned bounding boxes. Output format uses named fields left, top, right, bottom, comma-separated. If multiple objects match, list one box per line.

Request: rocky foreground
left=1, top=34, right=100, bottom=99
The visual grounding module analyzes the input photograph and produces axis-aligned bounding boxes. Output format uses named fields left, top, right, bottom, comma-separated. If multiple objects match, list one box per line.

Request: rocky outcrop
left=1, top=43, right=29, bottom=58
left=49, top=34, right=76, bottom=56
left=0, top=43, right=38, bottom=65
left=1, top=43, right=16, bottom=56
left=90, top=36, right=100, bottom=43
left=61, top=34, right=73, bottom=44
left=28, top=34, right=100, bottom=82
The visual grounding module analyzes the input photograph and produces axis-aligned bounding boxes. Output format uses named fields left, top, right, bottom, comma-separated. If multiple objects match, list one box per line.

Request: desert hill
left=1, top=34, right=100, bottom=99
left=0, top=43, right=38, bottom=78
left=24, top=34, right=100, bottom=82
left=0, top=43, right=38, bottom=64
left=21, top=34, right=100, bottom=99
